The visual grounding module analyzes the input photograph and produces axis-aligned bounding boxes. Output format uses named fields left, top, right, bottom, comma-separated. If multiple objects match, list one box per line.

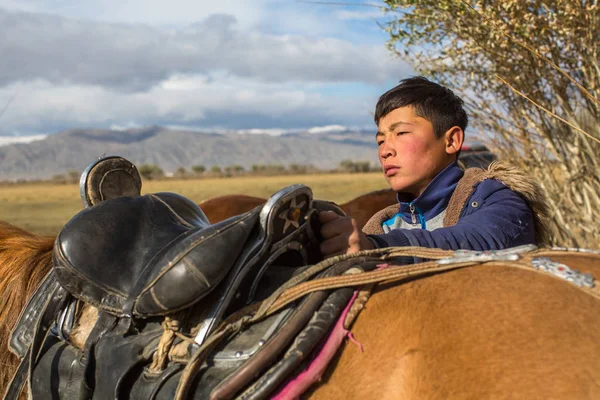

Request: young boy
left=319, top=76, right=548, bottom=257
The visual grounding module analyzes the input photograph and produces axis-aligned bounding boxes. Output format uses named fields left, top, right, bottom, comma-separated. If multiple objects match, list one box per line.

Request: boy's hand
left=319, top=211, right=374, bottom=258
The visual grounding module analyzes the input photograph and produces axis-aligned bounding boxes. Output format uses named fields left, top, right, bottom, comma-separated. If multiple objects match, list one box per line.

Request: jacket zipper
left=409, top=202, right=427, bottom=229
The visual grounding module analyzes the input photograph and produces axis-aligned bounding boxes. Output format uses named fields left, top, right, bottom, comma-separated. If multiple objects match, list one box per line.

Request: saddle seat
left=53, top=191, right=261, bottom=317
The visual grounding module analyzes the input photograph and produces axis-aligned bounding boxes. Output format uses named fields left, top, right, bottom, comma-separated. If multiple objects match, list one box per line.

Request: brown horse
left=198, top=188, right=397, bottom=228
left=0, top=222, right=54, bottom=393
left=308, top=249, right=600, bottom=399
left=1, top=220, right=599, bottom=398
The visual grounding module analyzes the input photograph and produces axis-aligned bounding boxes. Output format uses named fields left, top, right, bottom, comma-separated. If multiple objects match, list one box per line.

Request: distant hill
left=0, top=126, right=378, bottom=180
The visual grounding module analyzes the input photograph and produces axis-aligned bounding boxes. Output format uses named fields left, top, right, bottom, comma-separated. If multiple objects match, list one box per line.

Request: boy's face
left=376, top=106, right=461, bottom=197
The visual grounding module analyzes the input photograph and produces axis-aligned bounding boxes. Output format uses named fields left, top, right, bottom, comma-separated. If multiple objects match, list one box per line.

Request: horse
left=1, top=219, right=599, bottom=399
left=308, top=248, right=600, bottom=399
left=0, top=222, right=54, bottom=393
left=198, top=188, right=397, bottom=229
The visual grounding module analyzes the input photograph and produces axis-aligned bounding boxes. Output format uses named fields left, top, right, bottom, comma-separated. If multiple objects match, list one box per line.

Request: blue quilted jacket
left=368, top=162, right=536, bottom=251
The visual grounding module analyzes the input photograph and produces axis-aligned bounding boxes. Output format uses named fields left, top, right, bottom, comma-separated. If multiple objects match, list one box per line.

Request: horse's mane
left=0, top=222, right=54, bottom=391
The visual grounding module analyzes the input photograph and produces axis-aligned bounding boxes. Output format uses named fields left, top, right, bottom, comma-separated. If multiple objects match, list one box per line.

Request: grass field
left=0, top=173, right=389, bottom=235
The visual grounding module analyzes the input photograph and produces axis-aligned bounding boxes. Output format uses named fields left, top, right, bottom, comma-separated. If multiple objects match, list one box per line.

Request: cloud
left=0, top=74, right=381, bottom=134
left=0, top=8, right=405, bottom=90
left=0, top=0, right=268, bottom=28
left=0, top=3, right=412, bottom=133
left=307, top=125, right=347, bottom=134
left=0, top=133, right=46, bottom=146
left=335, top=10, right=385, bottom=21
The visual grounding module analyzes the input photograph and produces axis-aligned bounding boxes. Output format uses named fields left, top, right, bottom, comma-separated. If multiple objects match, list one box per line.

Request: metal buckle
left=437, top=244, right=538, bottom=265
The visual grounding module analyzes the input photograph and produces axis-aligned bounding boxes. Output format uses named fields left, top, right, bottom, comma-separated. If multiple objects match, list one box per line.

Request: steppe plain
left=0, top=172, right=388, bottom=235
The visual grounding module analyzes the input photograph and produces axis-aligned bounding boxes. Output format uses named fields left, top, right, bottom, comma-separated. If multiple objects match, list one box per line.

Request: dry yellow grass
left=0, top=173, right=388, bottom=235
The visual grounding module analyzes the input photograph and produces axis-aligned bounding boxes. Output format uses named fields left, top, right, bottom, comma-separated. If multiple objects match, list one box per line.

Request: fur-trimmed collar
left=363, top=161, right=551, bottom=246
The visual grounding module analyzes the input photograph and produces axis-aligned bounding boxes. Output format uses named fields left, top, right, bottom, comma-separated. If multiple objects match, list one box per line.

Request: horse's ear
left=80, top=156, right=142, bottom=208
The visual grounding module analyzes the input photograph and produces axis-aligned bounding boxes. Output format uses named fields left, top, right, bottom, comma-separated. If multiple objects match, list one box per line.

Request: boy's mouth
left=384, top=165, right=400, bottom=176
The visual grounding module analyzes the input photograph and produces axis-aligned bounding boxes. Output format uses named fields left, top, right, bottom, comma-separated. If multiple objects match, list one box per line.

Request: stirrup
left=79, top=156, right=142, bottom=208
left=193, top=184, right=322, bottom=346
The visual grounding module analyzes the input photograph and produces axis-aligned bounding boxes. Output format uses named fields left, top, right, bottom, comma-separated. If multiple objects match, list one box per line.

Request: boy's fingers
left=319, top=236, right=344, bottom=258
left=319, top=210, right=341, bottom=224
left=319, top=215, right=353, bottom=239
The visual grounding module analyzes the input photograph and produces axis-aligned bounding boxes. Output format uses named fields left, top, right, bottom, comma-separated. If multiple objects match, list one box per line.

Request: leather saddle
left=60, top=155, right=323, bottom=320
left=6, top=156, right=342, bottom=400
left=55, top=191, right=257, bottom=317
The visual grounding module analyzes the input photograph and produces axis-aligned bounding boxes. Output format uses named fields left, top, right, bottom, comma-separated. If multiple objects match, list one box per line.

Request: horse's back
left=311, top=252, right=600, bottom=399
left=198, top=194, right=265, bottom=223
left=340, top=189, right=396, bottom=228
left=198, top=189, right=397, bottom=228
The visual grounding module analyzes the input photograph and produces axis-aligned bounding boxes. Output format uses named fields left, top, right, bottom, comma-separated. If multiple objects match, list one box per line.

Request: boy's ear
left=444, top=126, right=464, bottom=156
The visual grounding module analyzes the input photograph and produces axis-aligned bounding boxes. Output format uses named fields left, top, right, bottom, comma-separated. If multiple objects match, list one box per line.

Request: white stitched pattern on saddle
left=531, top=257, right=595, bottom=288
left=437, top=244, right=538, bottom=264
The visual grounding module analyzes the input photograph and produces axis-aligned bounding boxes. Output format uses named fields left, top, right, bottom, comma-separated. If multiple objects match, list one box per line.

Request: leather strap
left=253, top=247, right=453, bottom=320
left=3, top=348, right=30, bottom=400
left=4, top=275, right=70, bottom=400
left=209, top=257, right=370, bottom=399
left=210, top=291, right=329, bottom=399
left=237, top=288, right=355, bottom=400
left=9, top=270, right=57, bottom=357
left=259, top=247, right=600, bottom=318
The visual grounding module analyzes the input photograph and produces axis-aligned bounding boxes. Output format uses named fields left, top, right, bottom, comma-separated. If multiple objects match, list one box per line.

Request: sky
left=0, top=0, right=413, bottom=136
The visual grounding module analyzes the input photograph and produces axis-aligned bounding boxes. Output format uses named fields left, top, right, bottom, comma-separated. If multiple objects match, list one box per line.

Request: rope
left=148, top=317, right=180, bottom=374
left=174, top=316, right=252, bottom=400
left=252, top=246, right=452, bottom=322
left=344, top=284, right=375, bottom=330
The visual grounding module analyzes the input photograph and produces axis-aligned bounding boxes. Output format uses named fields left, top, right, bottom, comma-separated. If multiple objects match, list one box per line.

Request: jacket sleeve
left=368, top=180, right=536, bottom=251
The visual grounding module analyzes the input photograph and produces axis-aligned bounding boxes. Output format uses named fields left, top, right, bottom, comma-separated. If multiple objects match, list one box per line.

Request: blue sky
left=0, top=0, right=412, bottom=136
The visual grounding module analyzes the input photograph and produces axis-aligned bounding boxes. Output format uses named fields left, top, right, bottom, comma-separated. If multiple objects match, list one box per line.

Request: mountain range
left=0, top=126, right=379, bottom=181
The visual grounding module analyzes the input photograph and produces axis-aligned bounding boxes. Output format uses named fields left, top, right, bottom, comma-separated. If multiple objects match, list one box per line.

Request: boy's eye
left=377, top=140, right=384, bottom=146
left=396, top=131, right=409, bottom=135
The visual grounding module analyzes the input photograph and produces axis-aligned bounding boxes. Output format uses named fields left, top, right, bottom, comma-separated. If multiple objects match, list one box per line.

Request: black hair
left=374, top=76, right=468, bottom=138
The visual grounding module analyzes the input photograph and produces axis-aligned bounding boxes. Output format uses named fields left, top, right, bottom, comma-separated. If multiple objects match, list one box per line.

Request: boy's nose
left=379, top=141, right=395, bottom=159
